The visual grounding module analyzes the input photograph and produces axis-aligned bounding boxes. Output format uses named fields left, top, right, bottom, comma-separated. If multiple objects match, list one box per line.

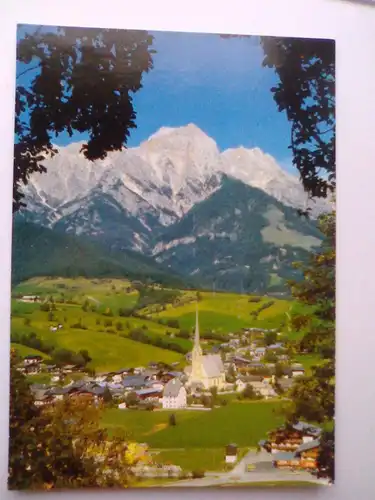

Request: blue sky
left=16, top=27, right=293, bottom=172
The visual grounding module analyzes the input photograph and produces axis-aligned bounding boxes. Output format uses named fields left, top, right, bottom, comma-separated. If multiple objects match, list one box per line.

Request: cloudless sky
left=16, top=27, right=294, bottom=172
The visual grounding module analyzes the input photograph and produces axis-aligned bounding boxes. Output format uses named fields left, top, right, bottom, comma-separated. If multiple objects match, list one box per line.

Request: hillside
left=153, top=177, right=323, bottom=293
left=12, top=220, right=185, bottom=287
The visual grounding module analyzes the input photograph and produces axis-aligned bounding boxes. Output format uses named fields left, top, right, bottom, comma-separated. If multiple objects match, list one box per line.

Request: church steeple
left=194, top=303, right=200, bottom=347
left=192, top=302, right=202, bottom=362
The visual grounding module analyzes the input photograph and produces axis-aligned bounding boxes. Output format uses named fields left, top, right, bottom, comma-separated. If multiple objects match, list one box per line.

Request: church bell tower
left=190, top=304, right=204, bottom=380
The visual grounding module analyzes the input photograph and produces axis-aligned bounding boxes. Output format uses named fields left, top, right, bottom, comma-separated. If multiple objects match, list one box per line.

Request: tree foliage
left=14, top=25, right=154, bottom=211
left=284, top=210, right=335, bottom=481
left=261, top=37, right=335, bottom=199
left=8, top=349, right=138, bottom=489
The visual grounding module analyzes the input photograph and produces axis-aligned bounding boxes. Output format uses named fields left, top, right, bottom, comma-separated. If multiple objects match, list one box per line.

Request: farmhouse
left=24, top=355, right=43, bottom=366
left=122, top=376, right=148, bottom=391
left=184, top=307, right=225, bottom=390
left=291, top=364, right=305, bottom=377
left=135, top=388, right=163, bottom=401
left=162, top=378, right=187, bottom=409
left=272, top=439, right=321, bottom=471
left=19, top=295, right=40, bottom=302
left=265, top=422, right=322, bottom=454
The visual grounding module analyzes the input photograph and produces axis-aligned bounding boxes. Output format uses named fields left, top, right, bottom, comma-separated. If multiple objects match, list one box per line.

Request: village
left=15, top=305, right=324, bottom=483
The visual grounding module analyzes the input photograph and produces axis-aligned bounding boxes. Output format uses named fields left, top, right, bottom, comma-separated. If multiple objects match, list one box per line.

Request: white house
left=162, top=379, right=187, bottom=409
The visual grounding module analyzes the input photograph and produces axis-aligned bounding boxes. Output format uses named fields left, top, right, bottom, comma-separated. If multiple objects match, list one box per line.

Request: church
left=184, top=306, right=226, bottom=390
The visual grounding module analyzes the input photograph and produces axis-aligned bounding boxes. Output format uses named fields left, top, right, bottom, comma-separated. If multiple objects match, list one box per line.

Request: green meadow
left=150, top=292, right=292, bottom=333
left=11, top=277, right=295, bottom=372
left=102, top=400, right=284, bottom=448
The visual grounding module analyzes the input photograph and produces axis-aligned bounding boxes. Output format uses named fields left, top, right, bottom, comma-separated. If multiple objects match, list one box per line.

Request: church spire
left=194, top=302, right=200, bottom=346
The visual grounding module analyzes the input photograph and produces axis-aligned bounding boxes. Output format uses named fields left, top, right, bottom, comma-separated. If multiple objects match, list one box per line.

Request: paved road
left=164, top=450, right=329, bottom=488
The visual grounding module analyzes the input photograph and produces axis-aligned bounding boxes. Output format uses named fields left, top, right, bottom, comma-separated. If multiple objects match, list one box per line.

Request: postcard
left=9, top=25, right=335, bottom=490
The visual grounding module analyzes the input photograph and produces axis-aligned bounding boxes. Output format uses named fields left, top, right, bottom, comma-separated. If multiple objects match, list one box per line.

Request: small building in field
left=291, top=364, right=305, bottom=377
left=225, top=443, right=238, bottom=464
left=162, top=378, right=187, bottom=409
left=24, top=355, right=43, bottom=366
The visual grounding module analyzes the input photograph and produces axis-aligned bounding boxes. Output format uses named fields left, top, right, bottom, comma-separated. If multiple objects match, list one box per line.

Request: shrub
left=191, top=470, right=205, bottom=479
left=104, top=319, right=113, bottom=328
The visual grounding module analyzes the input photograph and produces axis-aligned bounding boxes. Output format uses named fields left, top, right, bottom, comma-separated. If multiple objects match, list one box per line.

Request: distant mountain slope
left=19, top=124, right=329, bottom=253
left=12, top=221, right=184, bottom=286
left=153, top=177, right=323, bottom=293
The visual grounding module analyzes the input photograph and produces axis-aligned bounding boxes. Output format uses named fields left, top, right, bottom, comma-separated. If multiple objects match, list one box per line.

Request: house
left=122, top=376, right=147, bottom=391
left=291, top=364, right=305, bottom=377
left=225, top=443, right=238, bottom=464
left=267, top=343, right=284, bottom=351
left=143, top=369, right=158, bottom=380
left=33, top=389, right=54, bottom=407
left=277, top=378, right=294, bottom=392
left=135, top=388, right=163, bottom=401
left=145, top=381, right=164, bottom=391
left=272, top=452, right=300, bottom=469
left=250, top=380, right=277, bottom=399
left=267, top=422, right=322, bottom=454
left=236, top=375, right=263, bottom=392
left=162, top=379, right=187, bottom=409
left=272, top=439, right=321, bottom=471
left=295, top=439, right=321, bottom=469
left=95, top=373, right=109, bottom=383
left=24, top=362, right=42, bottom=375
left=254, top=347, right=266, bottom=358
left=62, top=364, right=76, bottom=374
left=20, top=295, right=40, bottom=303
left=233, top=356, right=252, bottom=368
left=24, top=355, right=43, bottom=366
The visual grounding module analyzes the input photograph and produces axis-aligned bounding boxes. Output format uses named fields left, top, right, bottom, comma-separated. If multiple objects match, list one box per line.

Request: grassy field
left=11, top=342, right=50, bottom=359
left=101, top=401, right=283, bottom=472
left=293, top=354, right=322, bottom=375
left=151, top=292, right=292, bottom=333
left=11, top=277, right=297, bottom=372
left=102, top=401, right=284, bottom=449
left=11, top=315, right=182, bottom=372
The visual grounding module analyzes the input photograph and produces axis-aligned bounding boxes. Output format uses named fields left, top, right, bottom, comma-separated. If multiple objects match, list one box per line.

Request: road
left=164, top=450, right=329, bottom=488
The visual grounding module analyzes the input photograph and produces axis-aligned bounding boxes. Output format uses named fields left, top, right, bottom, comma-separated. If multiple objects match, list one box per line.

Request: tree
left=78, top=349, right=91, bottom=364
left=242, top=383, right=260, bottom=400
left=169, top=413, right=177, bottom=426
left=8, top=350, right=42, bottom=489
left=125, top=391, right=139, bottom=407
left=261, top=37, right=335, bottom=200
left=264, top=331, right=277, bottom=346
left=275, top=362, right=286, bottom=379
left=209, top=386, right=218, bottom=404
left=115, top=321, right=123, bottom=332
left=102, top=386, right=113, bottom=404
left=9, top=350, right=136, bottom=489
left=14, top=25, right=154, bottom=212
left=283, top=210, right=335, bottom=481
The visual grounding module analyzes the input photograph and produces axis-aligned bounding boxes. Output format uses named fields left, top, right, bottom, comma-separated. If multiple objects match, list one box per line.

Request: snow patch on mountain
left=21, top=123, right=329, bottom=245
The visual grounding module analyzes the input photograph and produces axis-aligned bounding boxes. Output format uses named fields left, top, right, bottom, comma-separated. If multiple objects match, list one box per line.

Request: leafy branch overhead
left=261, top=37, right=335, bottom=199
left=14, top=25, right=155, bottom=212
